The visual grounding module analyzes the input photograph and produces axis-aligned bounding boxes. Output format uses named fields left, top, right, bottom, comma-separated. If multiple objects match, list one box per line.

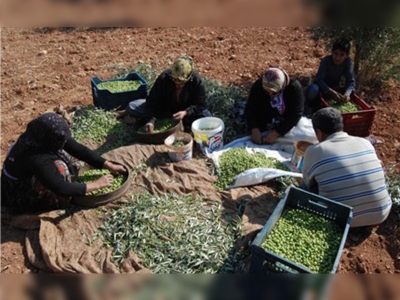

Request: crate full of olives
left=250, top=186, right=353, bottom=274
left=91, top=72, right=148, bottom=111
left=320, top=92, right=376, bottom=137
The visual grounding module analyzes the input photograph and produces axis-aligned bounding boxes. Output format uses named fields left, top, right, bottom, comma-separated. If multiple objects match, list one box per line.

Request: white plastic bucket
left=164, top=132, right=193, bottom=162
left=191, top=117, right=224, bottom=154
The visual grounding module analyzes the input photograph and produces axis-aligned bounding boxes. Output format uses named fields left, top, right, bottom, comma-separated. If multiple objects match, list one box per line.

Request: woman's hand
left=103, top=160, right=126, bottom=174
left=173, top=110, right=187, bottom=121
left=85, top=174, right=114, bottom=193
left=263, top=130, right=279, bottom=144
left=251, top=128, right=262, bottom=144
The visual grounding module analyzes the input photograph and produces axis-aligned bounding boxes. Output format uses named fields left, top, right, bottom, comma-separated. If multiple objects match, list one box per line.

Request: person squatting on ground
left=245, top=67, right=305, bottom=144
left=121, top=55, right=211, bottom=133
left=300, top=108, right=392, bottom=227
left=1, top=113, right=126, bottom=214
left=305, top=38, right=356, bottom=115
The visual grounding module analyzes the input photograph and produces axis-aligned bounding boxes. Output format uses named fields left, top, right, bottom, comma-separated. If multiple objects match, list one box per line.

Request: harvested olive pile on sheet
left=261, top=208, right=342, bottom=273
left=215, top=148, right=288, bottom=190
left=92, top=193, right=242, bottom=273
left=76, top=169, right=125, bottom=196
left=137, top=118, right=178, bottom=134
left=97, top=80, right=142, bottom=93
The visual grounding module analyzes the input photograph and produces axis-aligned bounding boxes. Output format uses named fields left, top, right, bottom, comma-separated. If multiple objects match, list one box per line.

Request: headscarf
left=171, top=55, right=194, bottom=83
left=7, top=113, right=71, bottom=162
left=262, top=67, right=290, bottom=115
left=262, top=67, right=289, bottom=93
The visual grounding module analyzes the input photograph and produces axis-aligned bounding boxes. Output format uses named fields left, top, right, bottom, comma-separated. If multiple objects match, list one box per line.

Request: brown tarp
left=2, top=144, right=279, bottom=273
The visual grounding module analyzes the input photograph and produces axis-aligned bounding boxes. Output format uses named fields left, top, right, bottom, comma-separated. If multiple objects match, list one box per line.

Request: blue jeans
left=304, top=84, right=323, bottom=116
left=305, top=84, right=320, bottom=102
left=126, top=99, right=149, bottom=119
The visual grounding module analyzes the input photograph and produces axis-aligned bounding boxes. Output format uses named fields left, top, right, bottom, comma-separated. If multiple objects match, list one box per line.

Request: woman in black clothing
left=1, top=113, right=126, bottom=213
left=245, top=67, right=305, bottom=144
left=123, top=55, right=211, bottom=133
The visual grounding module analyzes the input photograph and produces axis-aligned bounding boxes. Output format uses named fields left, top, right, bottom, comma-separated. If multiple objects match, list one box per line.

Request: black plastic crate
left=250, top=186, right=353, bottom=274
left=91, top=72, right=148, bottom=111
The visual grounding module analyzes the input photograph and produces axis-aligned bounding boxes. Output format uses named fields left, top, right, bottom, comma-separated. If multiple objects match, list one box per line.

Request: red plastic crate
left=321, top=93, right=376, bottom=137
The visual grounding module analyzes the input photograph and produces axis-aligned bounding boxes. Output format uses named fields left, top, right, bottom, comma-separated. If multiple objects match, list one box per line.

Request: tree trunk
left=354, top=44, right=361, bottom=76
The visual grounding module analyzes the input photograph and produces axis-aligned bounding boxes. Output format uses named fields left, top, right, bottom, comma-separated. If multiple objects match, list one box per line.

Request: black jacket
left=245, top=77, right=304, bottom=136
left=146, top=70, right=207, bottom=123
left=2, top=138, right=105, bottom=196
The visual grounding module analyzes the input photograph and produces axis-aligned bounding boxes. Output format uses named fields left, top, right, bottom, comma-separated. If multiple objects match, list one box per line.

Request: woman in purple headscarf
left=1, top=113, right=126, bottom=214
left=245, top=67, right=305, bottom=144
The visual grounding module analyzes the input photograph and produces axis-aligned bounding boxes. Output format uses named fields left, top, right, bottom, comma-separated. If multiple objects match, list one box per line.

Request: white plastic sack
left=208, top=146, right=302, bottom=190
left=227, top=167, right=303, bottom=189
left=277, top=116, right=318, bottom=144
left=207, top=118, right=314, bottom=189
left=208, top=146, right=292, bottom=168
left=218, top=136, right=295, bottom=158
left=218, top=117, right=317, bottom=157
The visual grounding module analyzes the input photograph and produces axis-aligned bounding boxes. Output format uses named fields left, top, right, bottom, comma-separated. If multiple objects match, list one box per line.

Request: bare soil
left=1, top=27, right=399, bottom=274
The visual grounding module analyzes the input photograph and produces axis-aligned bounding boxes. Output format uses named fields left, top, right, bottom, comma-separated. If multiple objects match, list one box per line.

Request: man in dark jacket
left=245, top=67, right=304, bottom=144
left=123, top=55, right=211, bottom=133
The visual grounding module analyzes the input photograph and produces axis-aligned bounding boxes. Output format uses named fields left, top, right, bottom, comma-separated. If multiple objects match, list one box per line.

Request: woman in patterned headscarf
left=122, top=55, right=212, bottom=133
left=1, top=113, right=126, bottom=214
left=245, top=67, right=305, bottom=144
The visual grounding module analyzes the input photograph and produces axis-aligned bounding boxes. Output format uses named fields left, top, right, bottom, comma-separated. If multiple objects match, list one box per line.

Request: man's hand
left=251, top=128, right=262, bottom=144
left=145, top=122, right=154, bottom=133
left=263, top=130, right=280, bottom=144
left=173, top=110, right=188, bottom=121
left=339, top=94, right=351, bottom=103
left=326, top=89, right=341, bottom=102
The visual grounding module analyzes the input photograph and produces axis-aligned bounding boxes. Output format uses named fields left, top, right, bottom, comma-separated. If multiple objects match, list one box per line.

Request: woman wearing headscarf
left=1, top=113, right=126, bottom=214
left=245, top=67, right=305, bottom=144
left=121, top=55, right=211, bottom=133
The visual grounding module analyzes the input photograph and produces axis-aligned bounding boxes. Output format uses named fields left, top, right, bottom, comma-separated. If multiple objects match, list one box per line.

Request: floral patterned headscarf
left=262, top=67, right=289, bottom=93
left=262, top=67, right=290, bottom=115
left=171, top=55, right=194, bottom=83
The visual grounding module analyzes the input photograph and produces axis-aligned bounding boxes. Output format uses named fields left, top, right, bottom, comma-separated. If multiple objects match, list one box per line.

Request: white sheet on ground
left=227, top=167, right=302, bottom=189
left=207, top=117, right=316, bottom=188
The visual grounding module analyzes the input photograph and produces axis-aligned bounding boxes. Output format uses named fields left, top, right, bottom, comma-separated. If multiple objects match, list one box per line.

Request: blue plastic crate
left=250, top=186, right=353, bottom=274
left=91, top=72, right=148, bottom=111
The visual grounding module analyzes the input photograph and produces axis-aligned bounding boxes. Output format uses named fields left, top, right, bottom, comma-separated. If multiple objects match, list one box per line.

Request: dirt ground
left=1, top=27, right=399, bottom=274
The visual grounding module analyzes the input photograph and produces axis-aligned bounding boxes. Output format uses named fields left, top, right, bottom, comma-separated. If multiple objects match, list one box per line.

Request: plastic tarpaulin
left=207, top=117, right=316, bottom=189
